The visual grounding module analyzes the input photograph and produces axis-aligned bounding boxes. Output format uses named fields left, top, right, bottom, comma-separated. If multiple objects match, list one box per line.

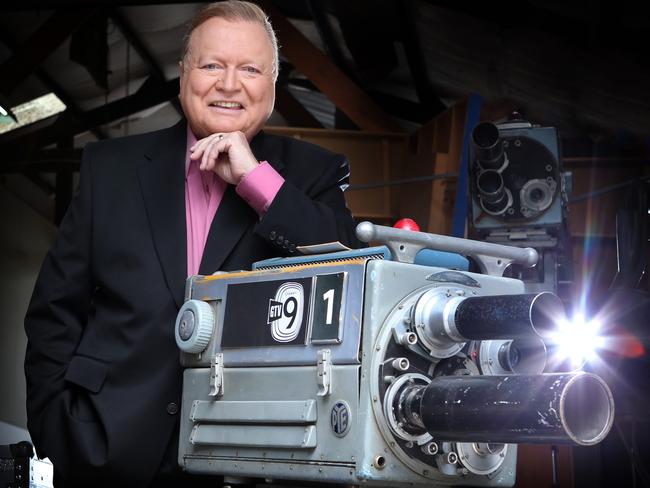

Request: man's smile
left=208, top=100, right=244, bottom=109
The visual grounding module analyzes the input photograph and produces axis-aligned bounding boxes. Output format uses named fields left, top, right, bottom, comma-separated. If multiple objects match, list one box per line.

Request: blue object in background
left=451, top=93, right=483, bottom=238
left=415, top=249, right=469, bottom=270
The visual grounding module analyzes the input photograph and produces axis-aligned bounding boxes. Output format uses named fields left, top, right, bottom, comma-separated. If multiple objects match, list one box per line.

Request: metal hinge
left=209, top=353, right=224, bottom=397
left=317, top=349, right=332, bottom=397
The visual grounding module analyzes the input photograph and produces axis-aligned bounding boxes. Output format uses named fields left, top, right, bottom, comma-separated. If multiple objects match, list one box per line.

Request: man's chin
left=203, top=123, right=245, bottom=136
left=191, top=117, right=261, bottom=140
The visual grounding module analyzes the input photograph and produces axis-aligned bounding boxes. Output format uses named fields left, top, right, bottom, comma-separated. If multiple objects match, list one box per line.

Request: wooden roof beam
left=0, top=27, right=107, bottom=140
left=275, top=84, right=323, bottom=128
left=1, top=76, right=179, bottom=156
left=257, top=0, right=403, bottom=133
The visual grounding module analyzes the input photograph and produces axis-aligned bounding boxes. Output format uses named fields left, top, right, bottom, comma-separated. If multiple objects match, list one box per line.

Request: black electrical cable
left=569, top=176, right=650, bottom=204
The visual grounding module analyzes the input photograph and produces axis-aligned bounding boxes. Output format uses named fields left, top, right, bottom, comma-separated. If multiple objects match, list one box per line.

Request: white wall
left=0, top=187, right=55, bottom=442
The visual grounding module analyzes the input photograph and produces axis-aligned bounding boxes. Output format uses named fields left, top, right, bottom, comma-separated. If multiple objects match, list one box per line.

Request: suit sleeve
left=24, top=144, right=108, bottom=475
left=254, top=153, right=361, bottom=252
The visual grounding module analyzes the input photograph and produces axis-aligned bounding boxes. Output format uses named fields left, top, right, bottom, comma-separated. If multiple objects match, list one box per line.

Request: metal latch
left=209, top=353, right=224, bottom=397
left=317, top=349, right=332, bottom=397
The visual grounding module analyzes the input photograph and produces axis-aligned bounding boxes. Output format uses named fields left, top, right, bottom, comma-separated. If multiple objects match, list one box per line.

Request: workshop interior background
left=1, top=1, right=649, bottom=487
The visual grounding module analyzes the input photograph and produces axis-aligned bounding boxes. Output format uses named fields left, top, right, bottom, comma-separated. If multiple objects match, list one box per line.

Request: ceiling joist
left=2, top=76, right=179, bottom=157
left=257, top=0, right=403, bottom=133
left=275, top=85, right=323, bottom=129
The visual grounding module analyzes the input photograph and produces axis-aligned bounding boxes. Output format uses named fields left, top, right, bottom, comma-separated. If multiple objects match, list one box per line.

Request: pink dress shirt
left=185, top=125, right=285, bottom=276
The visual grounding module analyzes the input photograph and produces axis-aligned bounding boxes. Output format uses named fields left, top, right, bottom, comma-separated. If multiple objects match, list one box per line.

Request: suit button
left=166, top=402, right=179, bottom=415
left=277, top=235, right=284, bottom=244
left=283, top=241, right=290, bottom=249
left=288, top=244, right=296, bottom=253
left=269, top=231, right=276, bottom=240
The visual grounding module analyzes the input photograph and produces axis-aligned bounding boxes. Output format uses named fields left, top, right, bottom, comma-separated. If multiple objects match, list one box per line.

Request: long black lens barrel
left=477, top=170, right=509, bottom=214
left=407, top=373, right=614, bottom=445
left=453, top=292, right=564, bottom=339
left=472, top=122, right=504, bottom=169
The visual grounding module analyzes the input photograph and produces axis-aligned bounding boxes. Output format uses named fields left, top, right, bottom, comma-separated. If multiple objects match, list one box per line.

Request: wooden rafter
left=275, top=85, right=323, bottom=128
left=257, top=0, right=403, bottom=133
left=0, top=27, right=107, bottom=140
left=1, top=77, right=180, bottom=156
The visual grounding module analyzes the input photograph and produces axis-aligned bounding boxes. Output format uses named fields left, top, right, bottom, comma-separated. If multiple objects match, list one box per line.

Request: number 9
left=283, top=296, right=298, bottom=330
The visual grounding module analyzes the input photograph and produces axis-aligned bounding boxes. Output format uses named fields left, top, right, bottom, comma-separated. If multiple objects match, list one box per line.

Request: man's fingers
left=201, top=138, right=219, bottom=170
left=199, top=138, right=211, bottom=169
left=202, top=137, right=229, bottom=171
left=191, top=133, right=223, bottom=161
left=189, top=136, right=210, bottom=160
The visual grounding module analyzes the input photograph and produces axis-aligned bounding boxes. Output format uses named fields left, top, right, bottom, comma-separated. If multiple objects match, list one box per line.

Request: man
left=24, top=2, right=359, bottom=486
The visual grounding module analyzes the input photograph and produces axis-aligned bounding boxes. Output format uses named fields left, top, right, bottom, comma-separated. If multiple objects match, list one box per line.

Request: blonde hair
left=181, top=1, right=279, bottom=81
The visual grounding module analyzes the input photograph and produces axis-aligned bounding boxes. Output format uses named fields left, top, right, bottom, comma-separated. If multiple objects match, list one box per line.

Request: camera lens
left=477, top=170, right=510, bottom=214
left=472, top=122, right=505, bottom=170
left=530, top=188, right=545, bottom=203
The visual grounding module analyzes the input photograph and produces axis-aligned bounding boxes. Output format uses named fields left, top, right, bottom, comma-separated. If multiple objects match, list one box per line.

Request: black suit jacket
left=24, top=120, right=359, bottom=486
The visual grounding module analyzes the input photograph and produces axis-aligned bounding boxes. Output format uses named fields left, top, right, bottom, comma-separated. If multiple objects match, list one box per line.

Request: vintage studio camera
left=175, top=222, right=614, bottom=487
left=469, top=118, right=572, bottom=294
left=469, top=118, right=566, bottom=232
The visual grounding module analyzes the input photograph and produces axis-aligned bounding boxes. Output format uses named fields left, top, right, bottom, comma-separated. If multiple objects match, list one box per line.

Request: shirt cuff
left=236, top=161, right=285, bottom=217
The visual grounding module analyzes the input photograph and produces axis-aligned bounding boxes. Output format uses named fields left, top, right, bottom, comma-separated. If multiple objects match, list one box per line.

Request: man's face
left=179, top=17, right=275, bottom=140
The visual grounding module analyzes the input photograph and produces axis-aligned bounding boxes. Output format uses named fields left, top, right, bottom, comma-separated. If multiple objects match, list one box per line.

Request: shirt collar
left=185, top=123, right=199, bottom=177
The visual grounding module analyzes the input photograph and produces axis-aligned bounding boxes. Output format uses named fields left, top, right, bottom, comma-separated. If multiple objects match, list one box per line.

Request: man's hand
left=190, top=131, right=259, bottom=185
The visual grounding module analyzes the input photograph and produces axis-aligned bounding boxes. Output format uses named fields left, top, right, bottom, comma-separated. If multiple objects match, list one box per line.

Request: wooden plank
left=480, top=98, right=518, bottom=122
left=398, top=152, right=450, bottom=231
left=517, top=445, right=574, bottom=488
left=429, top=100, right=466, bottom=234
left=569, top=166, right=642, bottom=237
left=433, top=109, right=452, bottom=155
left=257, top=0, right=403, bottom=133
left=263, top=126, right=407, bottom=223
left=274, top=85, right=323, bottom=128
left=400, top=99, right=467, bottom=233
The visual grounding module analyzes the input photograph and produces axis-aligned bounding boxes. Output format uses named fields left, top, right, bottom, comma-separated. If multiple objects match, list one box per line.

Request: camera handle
left=356, top=221, right=538, bottom=277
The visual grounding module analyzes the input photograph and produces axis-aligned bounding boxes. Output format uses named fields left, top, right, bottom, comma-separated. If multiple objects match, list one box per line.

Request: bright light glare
left=549, top=313, right=605, bottom=369
left=0, top=93, right=66, bottom=134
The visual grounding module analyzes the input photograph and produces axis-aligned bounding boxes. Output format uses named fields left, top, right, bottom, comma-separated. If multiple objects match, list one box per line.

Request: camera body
left=469, top=119, right=566, bottom=232
left=468, top=119, right=572, bottom=294
left=176, top=225, right=614, bottom=487
left=178, top=254, right=518, bottom=486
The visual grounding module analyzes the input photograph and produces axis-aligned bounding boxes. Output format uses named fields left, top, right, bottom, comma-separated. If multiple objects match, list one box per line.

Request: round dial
left=175, top=300, right=215, bottom=353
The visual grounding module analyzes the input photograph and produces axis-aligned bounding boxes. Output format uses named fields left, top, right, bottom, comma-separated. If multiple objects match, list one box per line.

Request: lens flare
left=548, top=313, right=605, bottom=369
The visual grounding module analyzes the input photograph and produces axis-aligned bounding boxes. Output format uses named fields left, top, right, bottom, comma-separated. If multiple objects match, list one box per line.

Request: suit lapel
left=198, top=131, right=284, bottom=274
left=198, top=185, right=254, bottom=274
left=137, top=120, right=187, bottom=308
